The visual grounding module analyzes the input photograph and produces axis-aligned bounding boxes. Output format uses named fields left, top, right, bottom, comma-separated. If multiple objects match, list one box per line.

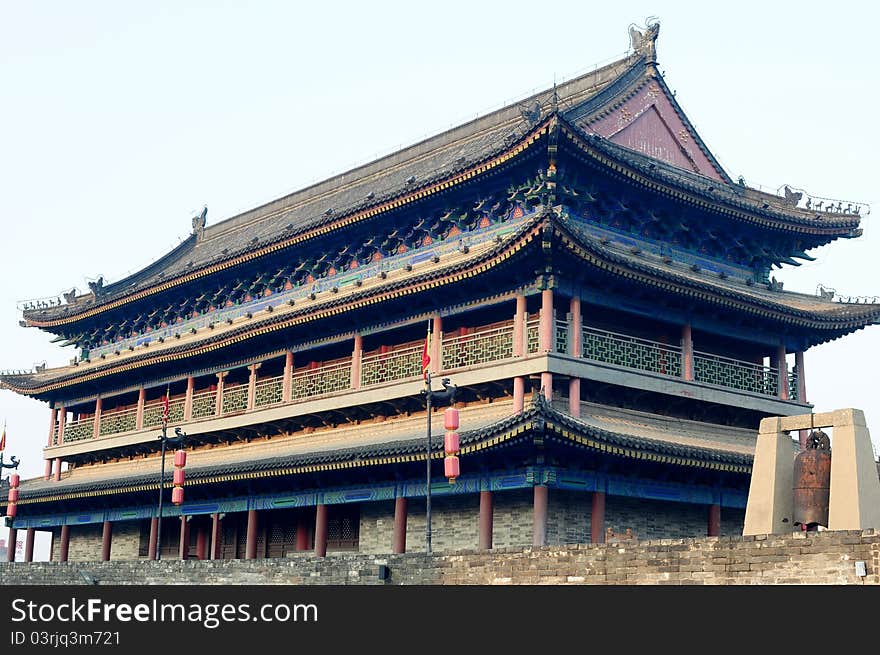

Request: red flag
left=0, top=423, right=5, bottom=452
left=421, top=324, right=431, bottom=379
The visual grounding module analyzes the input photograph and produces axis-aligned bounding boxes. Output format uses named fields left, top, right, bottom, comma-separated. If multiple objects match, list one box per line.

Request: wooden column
left=100, top=521, right=112, bottom=562
left=7, top=528, right=17, bottom=561
left=314, top=504, right=328, bottom=557
left=92, top=397, right=103, bottom=439
left=479, top=490, right=493, bottom=550
left=215, top=371, right=227, bottom=415
left=183, top=376, right=195, bottom=421
left=540, top=289, right=554, bottom=352
left=210, top=514, right=223, bottom=560
left=246, top=363, right=261, bottom=410
left=512, top=293, right=527, bottom=356
left=245, top=509, right=259, bottom=560
left=24, top=528, right=35, bottom=562
left=282, top=352, right=294, bottom=403
left=776, top=344, right=789, bottom=400
left=179, top=516, right=190, bottom=560
left=591, top=491, right=606, bottom=544
left=59, top=525, right=70, bottom=562
left=796, top=350, right=808, bottom=448
left=195, top=522, right=209, bottom=560
left=681, top=323, right=694, bottom=381
left=431, top=314, right=442, bottom=374
left=513, top=377, right=525, bottom=414
left=351, top=334, right=363, bottom=390
left=43, top=459, right=53, bottom=480
left=57, top=407, right=66, bottom=444
left=47, top=531, right=54, bottom=562
left=53, top=458, right=62, bottom=482
left=295, top=514, right=310, bottom=551
left=135, top=387, right=146, bottom=430
left=533, top=485, right=548, bottom=547
left=147, top=517, right=159, bottom=560
left=44, top=408, right=58, bottom=480
left=568, top=296, right=582, bottom=416
left=392, top=496, right=408, bottom=554
left=707, top=503, right=721, bottom=537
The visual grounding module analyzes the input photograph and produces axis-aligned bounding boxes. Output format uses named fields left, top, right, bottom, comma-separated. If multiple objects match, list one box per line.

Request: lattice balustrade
left=142, top=398, right=185, bottom=429
left=361, top=344, right=423, bottom=387
left=526, top=319, right=540, bottom=354
left=190, top=391, right=217, bottom=420
left=290, top=361, right=352, bottom=400
left=442, top=325, right=514, bottom=371
left=788, top=369, right=799, bottom=401
left=51, top=423, right=59, bottom=445
left=98, top=407, right=138, bottom=436
left=693, top=351, right=777, bottom=397
left=582, top=326, right=682, bottom=377
left=254, top=375, right=284, bottom=408
left=221, top=385, right=249, bottom=414
left=555, top=319, right=569, bottom=354
left=62, top=417, right=93, bottom=443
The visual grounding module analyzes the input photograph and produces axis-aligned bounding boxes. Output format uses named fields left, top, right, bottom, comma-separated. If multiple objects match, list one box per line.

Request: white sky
left=1, top=2, right=878, bottom=558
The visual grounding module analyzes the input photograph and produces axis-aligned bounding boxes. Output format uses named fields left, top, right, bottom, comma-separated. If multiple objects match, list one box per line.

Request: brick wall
left=50, top=521, right=142, bottom=562
left=5, top=530, right=878, bottom=585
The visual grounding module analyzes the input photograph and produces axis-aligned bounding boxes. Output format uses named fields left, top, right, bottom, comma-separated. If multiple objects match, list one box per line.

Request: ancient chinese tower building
left=3, top=24, right=878, bottom=562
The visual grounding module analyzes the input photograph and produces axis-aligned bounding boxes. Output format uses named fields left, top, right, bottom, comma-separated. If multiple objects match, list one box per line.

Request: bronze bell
left=793, top=429, right=831, bottom=530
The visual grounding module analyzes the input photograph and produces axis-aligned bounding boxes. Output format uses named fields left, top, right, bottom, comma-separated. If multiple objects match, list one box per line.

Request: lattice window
left=99, top=408, right=137, bottom=436
left=254, top=376, right=284, bottom=408
left=788, top=368, right=799, bottom=401
left=693, top=352, right=777, bottom=396
left=582, top=327, right=682, bottom=377
left=442, top=325, right=514, bottom=370
left=221, top=384, right=249, bottom=414
left=142, top=399, right=185, bottom=429
left=290, top=362, right=351, bottom=400
left=555, top=319, right=569, bottom=354
left=327, top=506, right=360, bottom=551
left=361, top=345, right=423, bottom=387
left=191, top=391, right=217, bottom=419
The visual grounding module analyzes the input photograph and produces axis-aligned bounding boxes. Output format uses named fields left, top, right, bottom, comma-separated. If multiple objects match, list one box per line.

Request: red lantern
left=171, top=487, right=184, bottom=505
left=9, top=474, right=19, bottom=489
left=173, top=469, right=186, bottom=485
left=444, top=432, right=459, bottom=455
left=172, top=449, right=186, bottom=505
left=174, top=450, right=187, bottom=467
left=444, top=456, right=460, bottom=480
left=6, top=503, right=16, bottom=518
left=444, top=407, right=459, bottom=430
left=7, top=488, right=19, bottom=503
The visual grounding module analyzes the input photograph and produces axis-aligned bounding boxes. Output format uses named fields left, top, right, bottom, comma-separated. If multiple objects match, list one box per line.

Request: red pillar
left=351, top=334, right=363, bottom=389
left=245, top=509, right=259, bottom=560
left=392, top=497, right=408, bottom=554
left=100, top=521, right=112, bottom=562
left=533, top=485, right=548, bottom=547
left=59, top=525, right=70, bottom=562
left=48, top=531, right=54, bottom=562
left=681, top=323, right=694, bottom=381
left=796, top=350, right=808, bottom=448
left=540, top=289, right=554, bottom=352
left=431, top=314, right=442, bottom=374
left=512, top=293, right=527, bottom=356
left=479, top=490, right=493, bottom=550
left=147, top=517, right=159, bottom=560
left=282, top=352, right=294, bottom=403
left=44, top=407, right=58, bottom=480
left=92, top=396, right=103, bottom=439
left=7, top=528, right=17, bottom=561
left=707, top=503, right=721, bottom=537
left=43, top=459, right=53, bottom=480
left=196, top=523, right=208, bottom=560
left=24, top=528, right=35, bottom=562
left=53, top=458, right=62, bottom=482
left=179, top=517, right=190, bottom=560
left=183, top=376, right=195, bottom=421
left=135, top=387, right=146, bottom=430
left=513, top=377, right=525, bottom=414
left=569, top=297, right=581, bottom=416
left=776, top=344, right=789, bottom=400
left=57, top=406, right=66, bottom=444
left=210, top=513, right=222, bottom=560
left=295, top=515, right=310, bottom=551
left=591, top=491, right=606, bottom=544
left=314, top=504, right=328, bottom=557
left=215, top=372, right=227, bottom=415
left=246, top=363, right=260, bottom=410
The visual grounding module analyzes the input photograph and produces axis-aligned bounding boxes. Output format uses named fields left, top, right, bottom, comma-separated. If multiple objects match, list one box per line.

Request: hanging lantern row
left=444, top=407, right=460, bottom=484
left=6, top=473, right=20, bottom=519
left=172, top=449, right=186, bottom=505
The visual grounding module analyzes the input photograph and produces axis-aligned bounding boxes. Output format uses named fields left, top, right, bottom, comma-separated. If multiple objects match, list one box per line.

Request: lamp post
left=421, top=373, right=456, bottom=554
left=155, top=426, right=186, bottom=561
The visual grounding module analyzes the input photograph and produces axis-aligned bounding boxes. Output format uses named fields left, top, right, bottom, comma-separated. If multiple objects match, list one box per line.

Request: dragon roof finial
left=629, top=18, right=660, bottom=62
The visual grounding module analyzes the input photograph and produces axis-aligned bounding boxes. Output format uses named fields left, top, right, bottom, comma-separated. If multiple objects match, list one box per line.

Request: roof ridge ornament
left=192, top=206, right=207, bottom=241
left=628, top=17, right=660, bottom=63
